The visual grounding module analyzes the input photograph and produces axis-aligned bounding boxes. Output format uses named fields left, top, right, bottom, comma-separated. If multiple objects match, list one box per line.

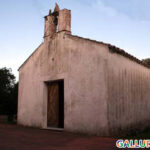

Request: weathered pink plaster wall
left=106, top=49, right=150, bottom=136
left=18, top=31, right=150, bottom=136
left=18, top=32, right=108, bottom=135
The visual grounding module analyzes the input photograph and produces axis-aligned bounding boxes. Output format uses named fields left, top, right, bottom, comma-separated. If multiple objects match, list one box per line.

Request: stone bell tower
left=44, top=3, right=71, bottom=41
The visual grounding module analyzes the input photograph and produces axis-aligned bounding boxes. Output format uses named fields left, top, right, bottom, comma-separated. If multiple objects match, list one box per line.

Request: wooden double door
left=47, top=80, right=64, bottom=128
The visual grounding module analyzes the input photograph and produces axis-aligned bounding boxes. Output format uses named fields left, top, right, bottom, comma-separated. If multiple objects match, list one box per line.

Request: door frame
left=45, top=79, right=64, bottom=129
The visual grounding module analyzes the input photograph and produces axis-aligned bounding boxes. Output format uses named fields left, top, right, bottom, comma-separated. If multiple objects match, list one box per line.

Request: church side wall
left=106, top=49, right=150, bottom=136
left=65, top=34, right=150, bottom=136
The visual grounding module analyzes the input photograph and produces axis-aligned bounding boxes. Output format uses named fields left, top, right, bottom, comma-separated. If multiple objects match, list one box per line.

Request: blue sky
left=0, top=0, right=150, bottom=80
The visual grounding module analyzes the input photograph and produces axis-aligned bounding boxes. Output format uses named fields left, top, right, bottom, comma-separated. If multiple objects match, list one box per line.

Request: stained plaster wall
left=18, top=32, right=150, bottom=136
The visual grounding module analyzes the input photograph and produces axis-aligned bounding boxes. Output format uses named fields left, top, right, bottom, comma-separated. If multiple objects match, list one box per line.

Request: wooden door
left=47, top=82, right=59, bottom=127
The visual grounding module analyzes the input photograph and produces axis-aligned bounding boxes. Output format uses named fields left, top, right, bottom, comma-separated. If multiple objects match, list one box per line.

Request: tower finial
left=54, top=3, right=60, bottom=12
left=49, top=9, right=52, bottom=15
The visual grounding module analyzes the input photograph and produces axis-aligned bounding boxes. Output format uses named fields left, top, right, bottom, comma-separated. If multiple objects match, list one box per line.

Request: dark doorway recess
left=47, top=80, right=64, bottom=129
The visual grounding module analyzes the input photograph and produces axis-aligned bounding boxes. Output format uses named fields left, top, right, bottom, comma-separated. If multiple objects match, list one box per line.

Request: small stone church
left=18, top=4, right=150, bottom=136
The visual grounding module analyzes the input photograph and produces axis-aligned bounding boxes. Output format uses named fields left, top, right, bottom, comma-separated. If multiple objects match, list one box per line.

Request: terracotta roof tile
left=67, top=34, right=150, bottom=69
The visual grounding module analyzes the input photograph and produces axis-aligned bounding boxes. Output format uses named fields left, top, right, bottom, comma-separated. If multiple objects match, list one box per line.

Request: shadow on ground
left=0, top=124, right=116, bottom=150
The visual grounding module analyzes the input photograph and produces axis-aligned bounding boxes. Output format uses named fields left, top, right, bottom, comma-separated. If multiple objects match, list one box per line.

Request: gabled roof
left=18, top=33, right=149, bottom=71
left=66, top=34, right=150, bottom=69
left=18, top=43, right=43, bottom=71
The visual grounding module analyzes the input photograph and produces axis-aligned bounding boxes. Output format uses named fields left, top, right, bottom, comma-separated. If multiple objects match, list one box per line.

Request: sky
left=0, top=0, right=150, bottom=81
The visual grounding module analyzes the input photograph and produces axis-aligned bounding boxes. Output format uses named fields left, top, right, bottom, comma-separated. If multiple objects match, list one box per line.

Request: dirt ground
left=0, top=124, right=116, bottom=150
